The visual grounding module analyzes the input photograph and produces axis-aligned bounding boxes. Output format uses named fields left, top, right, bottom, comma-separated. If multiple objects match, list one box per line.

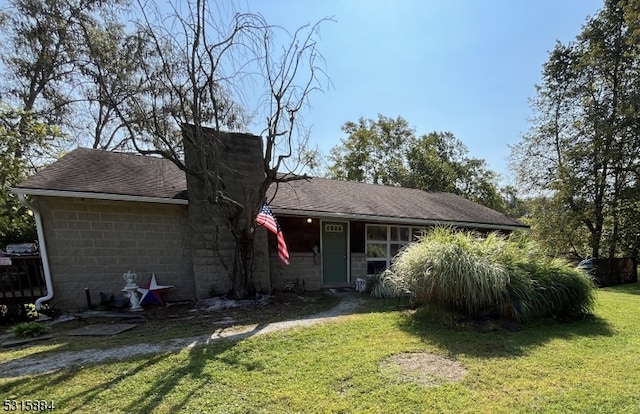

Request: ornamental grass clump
left=512, top=256, right=596, bottom=320
left=391, top=227, right=510, bottom=315
left=497, top=233, right=596, bottom=321
left=369, top=269, right=407, bottom=299
left=392, top=227, right=596, bottom=323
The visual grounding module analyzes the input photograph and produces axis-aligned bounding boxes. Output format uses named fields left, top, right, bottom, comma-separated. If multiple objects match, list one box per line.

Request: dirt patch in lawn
left=381, top=352, right=467, bottom=387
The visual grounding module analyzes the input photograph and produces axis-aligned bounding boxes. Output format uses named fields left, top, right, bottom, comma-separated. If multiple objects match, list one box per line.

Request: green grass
left=1, top=285, right=639, bottom=413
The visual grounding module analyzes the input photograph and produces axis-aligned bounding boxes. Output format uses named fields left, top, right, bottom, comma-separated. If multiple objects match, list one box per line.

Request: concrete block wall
left=184, top=130, right=270, bottom=298
left=186, top=198, right=236, bottom=297
left=184, top=202, right=270, bottom=297
left=38, top=196, right=195, bottom=310
left=270, top=253, right=322, bottom=291
left=252, top=229, right=270, bottom=292
left=351, top=253, right=367, bottom=281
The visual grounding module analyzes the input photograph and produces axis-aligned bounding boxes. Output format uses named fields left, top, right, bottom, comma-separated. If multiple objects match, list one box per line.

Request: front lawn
left=1, top=284, right=639, bottom=413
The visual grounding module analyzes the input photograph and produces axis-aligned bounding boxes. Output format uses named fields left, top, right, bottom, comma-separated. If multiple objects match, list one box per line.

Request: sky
left=239, top=0, right=604, bottom=184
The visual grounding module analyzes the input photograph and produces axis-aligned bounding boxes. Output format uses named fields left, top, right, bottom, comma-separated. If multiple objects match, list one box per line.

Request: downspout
left=17, top=193, right=53, bottom=310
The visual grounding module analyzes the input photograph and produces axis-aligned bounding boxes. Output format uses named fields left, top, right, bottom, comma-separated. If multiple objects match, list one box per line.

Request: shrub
left=392, top=227, right=596, bottom=323
left=9, top=321, right=50, bottom=338
left=0, top=302, right=43, bottom=325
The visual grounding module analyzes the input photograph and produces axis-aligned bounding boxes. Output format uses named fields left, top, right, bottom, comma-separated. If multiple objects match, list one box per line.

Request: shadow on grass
left=599, top=282, right=640, bottom=295
left=395, top=306, right=615, bottom=359
left=0, top=291, right=617, bottom=412
left=59, top=354, right=170, bottom=413
left=0, top=353, right=169, bottom=413
left=122, top=347, right=220, bottom=414
left=0, top=338, right=253, bottom=413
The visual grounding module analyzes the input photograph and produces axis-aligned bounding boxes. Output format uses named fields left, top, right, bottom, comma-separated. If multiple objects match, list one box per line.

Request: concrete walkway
left=1, top=292, right=365, bottom=378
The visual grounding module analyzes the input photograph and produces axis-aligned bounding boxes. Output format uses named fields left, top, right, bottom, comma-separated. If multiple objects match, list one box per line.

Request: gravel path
left=1, top=293, right=365, bottom=378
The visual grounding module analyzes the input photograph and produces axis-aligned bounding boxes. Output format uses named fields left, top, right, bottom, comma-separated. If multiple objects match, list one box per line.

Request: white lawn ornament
left=122, top=271, right=143, bottom=311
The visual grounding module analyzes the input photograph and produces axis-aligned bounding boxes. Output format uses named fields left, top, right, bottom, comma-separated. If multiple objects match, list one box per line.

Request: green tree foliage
left=523, top=197, right=592, bottom=259
left=328, top=115, right=505, bottom=210
left=403, top=131, right=462, bottom=193
left=500, top=185, right=530, bottom=219
left=0, top=106, right=61, bottom=248
left=405, top=132, right=504, bottom=210
left=511, top=0, right=640, bottom=258
left=0, top=0, right=144, bottom=151
left=0, top=0, right=114, bottom=246
left=327, top=115, right=413, bottom=185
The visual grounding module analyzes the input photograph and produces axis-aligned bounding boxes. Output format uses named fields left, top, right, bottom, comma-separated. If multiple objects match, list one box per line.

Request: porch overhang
left=270, top=207, right=529, bottom=232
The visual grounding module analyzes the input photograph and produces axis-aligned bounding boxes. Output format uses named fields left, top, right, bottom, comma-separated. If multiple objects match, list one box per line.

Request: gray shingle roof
left=17, top=148, right=187, bottom=200
left=268, top=177, right=526, bottom=228
left=15, top=147, right=527, bottom=229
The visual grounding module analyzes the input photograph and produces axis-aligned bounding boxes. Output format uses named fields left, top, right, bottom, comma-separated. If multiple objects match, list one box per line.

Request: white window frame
left=365, top=224, right=427, bottom=276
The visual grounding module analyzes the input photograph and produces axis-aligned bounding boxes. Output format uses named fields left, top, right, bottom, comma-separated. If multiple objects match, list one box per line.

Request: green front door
left=322, top=221, right=348, bottom=285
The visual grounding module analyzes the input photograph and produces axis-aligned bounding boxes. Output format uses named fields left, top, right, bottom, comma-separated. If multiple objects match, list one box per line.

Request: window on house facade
left=365, top=224, right=427, bottom=275
left=271, top=216, right=320, bottom=254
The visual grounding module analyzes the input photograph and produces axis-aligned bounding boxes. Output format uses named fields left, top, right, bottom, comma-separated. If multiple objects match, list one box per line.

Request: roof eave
left=11, top=188, right=188, bottom=205
left=10, top=188, right=528, bottom=231
left=271, top=207, right=529, bottom=232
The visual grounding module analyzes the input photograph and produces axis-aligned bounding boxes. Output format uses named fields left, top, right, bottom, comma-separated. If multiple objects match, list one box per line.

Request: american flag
left=256, top=202, right=290, bottom=265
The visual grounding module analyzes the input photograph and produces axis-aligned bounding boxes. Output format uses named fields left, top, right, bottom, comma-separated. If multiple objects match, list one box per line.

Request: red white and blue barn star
left=137, top=274, right=174, bottom=306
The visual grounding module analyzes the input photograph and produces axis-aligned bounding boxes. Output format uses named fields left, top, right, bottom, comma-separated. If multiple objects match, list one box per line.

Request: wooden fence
left=590, top=257, right=637, bottom=287
left=1, top=256, right=46, bottom=322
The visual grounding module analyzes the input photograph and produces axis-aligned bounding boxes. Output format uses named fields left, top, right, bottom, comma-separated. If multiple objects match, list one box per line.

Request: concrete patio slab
left=1, top=334, right=54, bottom=348
left=67, top=323, right=137, bottom=336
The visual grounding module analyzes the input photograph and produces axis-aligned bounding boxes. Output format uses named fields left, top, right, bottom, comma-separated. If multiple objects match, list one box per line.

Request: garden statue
left=122, top=271, right=143, bottom=311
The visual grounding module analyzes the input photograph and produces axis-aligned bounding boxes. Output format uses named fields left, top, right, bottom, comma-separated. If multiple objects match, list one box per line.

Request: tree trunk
left=231, top=229, right=256, bottom=299
left=591, top=224, right=602, bottom=259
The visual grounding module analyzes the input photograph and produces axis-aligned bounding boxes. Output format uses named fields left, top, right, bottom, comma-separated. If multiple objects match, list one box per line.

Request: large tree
left=511, top=0, right=640, bottom=258
left=327, top=115, right=414, bottom=185
left=86, top=1, right=328, bottom=298
left=404, top=132, right=504, bottom=210
left=328, top=115, right=504, bottom=210
left=0, top=0, right=150, bottom=152
left=1, top=0, right=328, bottom=297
